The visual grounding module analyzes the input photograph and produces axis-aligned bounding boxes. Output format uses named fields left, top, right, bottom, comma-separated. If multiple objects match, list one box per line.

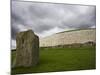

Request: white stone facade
left=40, top=29, right=96, bottom=47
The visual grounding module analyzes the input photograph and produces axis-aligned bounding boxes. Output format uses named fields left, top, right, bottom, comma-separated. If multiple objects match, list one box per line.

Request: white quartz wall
left=40, top=29, right=96, bottom=47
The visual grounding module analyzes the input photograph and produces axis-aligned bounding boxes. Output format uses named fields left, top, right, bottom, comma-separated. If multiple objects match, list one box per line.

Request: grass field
left=11, top=46, right=96, bottom=74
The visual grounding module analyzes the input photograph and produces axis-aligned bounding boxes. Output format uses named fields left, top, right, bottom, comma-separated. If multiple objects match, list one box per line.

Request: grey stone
left=15, top=30, right=39, bottom=67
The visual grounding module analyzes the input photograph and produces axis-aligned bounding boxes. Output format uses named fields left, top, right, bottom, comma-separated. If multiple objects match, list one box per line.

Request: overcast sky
left=11, top=1, right=96, bottom=49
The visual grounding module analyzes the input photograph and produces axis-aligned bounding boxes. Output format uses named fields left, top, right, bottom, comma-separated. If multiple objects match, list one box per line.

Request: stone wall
left=40, top=29, right=96, bottom=47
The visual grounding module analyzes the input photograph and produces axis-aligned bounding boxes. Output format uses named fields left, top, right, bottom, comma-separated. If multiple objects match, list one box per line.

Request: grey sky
left=11, top=1, right=96, bottom=49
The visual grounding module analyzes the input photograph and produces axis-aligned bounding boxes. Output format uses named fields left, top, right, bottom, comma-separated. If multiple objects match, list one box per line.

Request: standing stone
left=15, top=30, right=39, bottom=67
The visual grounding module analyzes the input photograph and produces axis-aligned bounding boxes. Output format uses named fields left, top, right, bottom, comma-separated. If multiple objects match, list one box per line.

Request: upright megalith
left=15, top=30, right=39, bottom=67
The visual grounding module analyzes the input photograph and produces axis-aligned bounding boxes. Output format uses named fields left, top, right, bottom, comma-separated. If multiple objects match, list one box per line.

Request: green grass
left=11, top=46, right=96, bottom=74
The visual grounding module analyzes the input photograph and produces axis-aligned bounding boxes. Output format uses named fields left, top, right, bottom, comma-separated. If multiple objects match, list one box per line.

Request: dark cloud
left=11, top=1, right=96, bottom=49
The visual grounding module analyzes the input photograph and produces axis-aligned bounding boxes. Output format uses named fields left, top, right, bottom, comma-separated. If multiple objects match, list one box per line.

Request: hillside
left=40, top=28, right=96, bottom=47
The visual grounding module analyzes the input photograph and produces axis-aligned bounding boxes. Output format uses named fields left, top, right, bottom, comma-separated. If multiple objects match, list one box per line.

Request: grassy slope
left=11, top=46, right=96, bottom=74
left=56, top=28, right=96, bottom=34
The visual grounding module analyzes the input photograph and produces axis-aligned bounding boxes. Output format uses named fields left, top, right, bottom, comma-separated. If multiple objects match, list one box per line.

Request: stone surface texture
left=15, top=30, right=39, bottom=67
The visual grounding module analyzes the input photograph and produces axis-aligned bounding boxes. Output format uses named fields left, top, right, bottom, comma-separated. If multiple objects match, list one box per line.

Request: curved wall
left=40, top=29, right=96, bottom=47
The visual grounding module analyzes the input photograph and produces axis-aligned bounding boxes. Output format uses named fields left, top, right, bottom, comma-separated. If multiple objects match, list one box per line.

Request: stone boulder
left=15, top=30, right=39, bottom=67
